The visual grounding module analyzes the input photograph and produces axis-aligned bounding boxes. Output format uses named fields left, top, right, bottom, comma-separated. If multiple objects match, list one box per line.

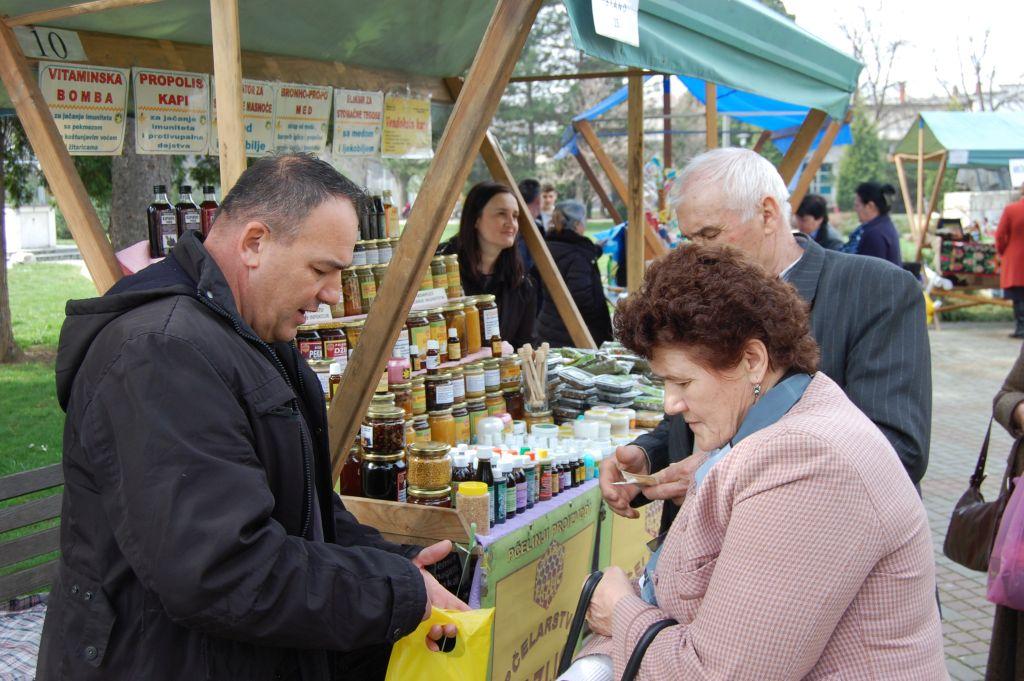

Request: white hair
left=668, top=147, right=791, bottom=223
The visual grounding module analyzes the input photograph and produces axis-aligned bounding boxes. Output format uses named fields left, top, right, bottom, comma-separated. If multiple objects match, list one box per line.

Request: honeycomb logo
left=644, top=500, right=664, bottom=539
left=533, top=540, right=566, bottom=609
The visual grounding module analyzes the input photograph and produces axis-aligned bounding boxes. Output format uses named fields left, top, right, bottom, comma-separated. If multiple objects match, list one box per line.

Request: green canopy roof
left=562, top=0, right=862, bottom=119
left=894, top=111, right=1024, bottom=168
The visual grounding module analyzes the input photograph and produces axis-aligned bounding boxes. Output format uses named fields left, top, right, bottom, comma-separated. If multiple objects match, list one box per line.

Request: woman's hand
left=639, top=454, right=705, bottom=507
left=1013, top=401, right=1024, bottom=434
left=586, top=567, right=634, bottom=637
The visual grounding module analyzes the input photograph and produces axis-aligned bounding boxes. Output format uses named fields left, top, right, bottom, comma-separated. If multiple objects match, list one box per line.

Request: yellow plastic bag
left=385, top=607, right=494, bottom=681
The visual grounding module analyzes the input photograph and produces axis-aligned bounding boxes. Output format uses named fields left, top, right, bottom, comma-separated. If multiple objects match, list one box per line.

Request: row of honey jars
left=351, top=238, right=398, bottom=267
left=425, top=254, right=463, bottom=298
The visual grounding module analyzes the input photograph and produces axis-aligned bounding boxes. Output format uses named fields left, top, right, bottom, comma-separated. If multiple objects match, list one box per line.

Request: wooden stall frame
left=892, top=142, right=950, bottom=262
left=704, top=81, right=718, bottom=150
left=7, top=0, right=164, bottom=26
left=789, top=110, right=853, bottom=209
left=627, top=74, right=645, bottom=292
left=209, top=0, right=245, bottom=193
left=573, top=150, right=622, bottom=223
left=776, top=108, right=828, bottom=184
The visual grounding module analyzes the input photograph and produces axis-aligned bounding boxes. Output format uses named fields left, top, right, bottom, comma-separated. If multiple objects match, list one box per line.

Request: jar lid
left=526, top=409, right=553, bottom=417
left=466, top=397, right=486, bottom=405
left=463, top=363, right=482, bottom=373
left=353, top=241, right=367, bottom=249
left=409, top=441, right=451, bottom=456
left=442, top=301, right=464, bottom=312
left=424, top=307, right=445, bottom=315
left=372, top=264, right=388, bottom=273
left=364, top=239, right=379, bottom=247
left=391, top=382, right=411, bottom=390
left=483, top=359, right=500, bottom=368
left=425, top=371, right=453, bottom=382
left=367, top=403, right=404, bottom=418
left=362, top=452, right=404, bottom=462
left=460, top=477, right=487, bottom=493
left=485, top=390, right=504, bottom=398
left=340, top=319, right=365, bottom=329
left=449, top=366, right=464, bottom=375
left=502, top=387, right=522, bottom=395
left=443, top=254, right=459, bottom=262
left=474, top=294, right=497, bottom=304
left=408, top=485, right=452, bottom=498
left=431, top=255, right=445, bottom=263
left=428, top=408, right=454, bottom=417
left=319, top=321, right=343, bottom=330
left=500, top=356, right=521, bottom=364
left=411, top=375, right=425, bottom=385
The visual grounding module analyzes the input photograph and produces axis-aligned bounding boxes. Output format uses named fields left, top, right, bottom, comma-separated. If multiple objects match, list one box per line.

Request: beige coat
left=581, top=373, right=946, bottom=679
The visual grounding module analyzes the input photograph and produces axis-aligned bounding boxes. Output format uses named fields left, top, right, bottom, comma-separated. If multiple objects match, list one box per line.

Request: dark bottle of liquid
left=147, top=184, right=177, bottom=258
left=476, top=450, right=495, bottom=528
left=175, top=185, right=202, bottom=237
left=373, top=195, right=386, bottom=239
left=200, top=185, right=218, bottom=237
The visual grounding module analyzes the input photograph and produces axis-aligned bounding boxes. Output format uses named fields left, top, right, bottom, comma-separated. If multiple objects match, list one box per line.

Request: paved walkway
left=926, top=322, right=1020, bottom=679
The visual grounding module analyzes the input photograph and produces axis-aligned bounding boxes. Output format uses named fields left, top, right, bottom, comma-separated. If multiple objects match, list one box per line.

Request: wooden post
left=662, top=75, right=672, bottom=170
left=752, top=129, right=771, bottom=154
left=575, top=120, right=629, bottom=203
left=705, top=82, right=718, bottom=150
left=915, top=117, right=925, bottom=244
left=209, top=0, right=246, bottom=192
left=627, top=74, right=645, bottom=293
left=0, top=21, right=121, bottom=293
left=574, top=151, right=622, bottom=223
left=329, top=0, right=544, bottom=478
left=894, top=154, right=918, bottom=243
left=789, top=111, right=851, bottom=209
left=7, top=0, right=164, bottom=26
left=915, top=151, right=948, bottom=261
left=445, top=77, right=595, bottom=349
left=776, top=109, right=828, bottom=183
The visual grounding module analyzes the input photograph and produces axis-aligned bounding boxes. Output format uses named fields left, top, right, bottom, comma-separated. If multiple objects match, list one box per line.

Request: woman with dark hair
left=536, top=200, right=613, bottom=347
left=842, top=181, right=902, bottom=266
left=794, top=193, right=844, bottom=250
left=440, top=181, right=536, bottom=349
left=560, top=244, right=944, bottom=681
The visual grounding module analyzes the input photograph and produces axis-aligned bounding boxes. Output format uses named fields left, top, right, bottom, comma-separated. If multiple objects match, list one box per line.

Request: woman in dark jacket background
left=440, top=181, right=536, bottom=350
left=794, top=193, right=844, bottom=250
left=536, top=200, right=613, bottom=347
left=842, top=181, right=903, bottom=266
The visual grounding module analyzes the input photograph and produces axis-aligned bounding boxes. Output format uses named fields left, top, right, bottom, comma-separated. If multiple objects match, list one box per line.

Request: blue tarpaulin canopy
left=555, top=75, right=853, bottom=160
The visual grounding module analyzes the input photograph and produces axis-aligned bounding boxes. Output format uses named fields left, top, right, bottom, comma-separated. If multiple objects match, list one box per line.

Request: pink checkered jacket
left=580, top=372, right=947, bottom=679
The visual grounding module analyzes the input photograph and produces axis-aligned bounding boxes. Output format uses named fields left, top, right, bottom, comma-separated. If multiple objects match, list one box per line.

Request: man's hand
left=639, top=455, right=705, bottom=507
left=599, top=445, right=649, bottom=519
left=413, top=540, right=470, bottom=624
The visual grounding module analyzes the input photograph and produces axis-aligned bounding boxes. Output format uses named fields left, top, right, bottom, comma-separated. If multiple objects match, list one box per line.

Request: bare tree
left=840, top=4, right=907, bottom=125
left=936, top=31, right=1024, bottom=112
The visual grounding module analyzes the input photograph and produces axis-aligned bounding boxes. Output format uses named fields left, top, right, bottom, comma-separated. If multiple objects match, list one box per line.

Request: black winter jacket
left=536, top=229, right=613, bottom=348
left=38, top=233, right=426, bottom=681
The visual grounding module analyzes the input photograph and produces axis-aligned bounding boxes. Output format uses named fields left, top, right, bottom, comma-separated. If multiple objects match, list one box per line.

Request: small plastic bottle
left=328, top=362, right=342, bottom=400
left=495, top=460, right=508, bottom=524
left=447, top=328, right=462, bottom=362
left=475, top=449, right=495, bottom=528
left=503, top=461, right=517, bottom=520
left=409, top=345, right=421, bottom=373
left=513, top=457, right=527, bottom=515
left=425, top=339, right=440, bottom=374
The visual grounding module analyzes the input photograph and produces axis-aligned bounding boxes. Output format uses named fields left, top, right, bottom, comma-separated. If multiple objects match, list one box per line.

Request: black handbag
left=943, top=418, right=1021, bottom=572
left=558, top=570, right=678, bottom=681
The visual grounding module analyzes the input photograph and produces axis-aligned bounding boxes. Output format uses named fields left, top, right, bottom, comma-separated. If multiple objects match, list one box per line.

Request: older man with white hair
left=600, top=148, right=931, bottom=531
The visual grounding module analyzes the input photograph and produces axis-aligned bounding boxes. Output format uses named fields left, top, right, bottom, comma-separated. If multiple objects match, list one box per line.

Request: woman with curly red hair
left=559, top=244, right=944, bottom=681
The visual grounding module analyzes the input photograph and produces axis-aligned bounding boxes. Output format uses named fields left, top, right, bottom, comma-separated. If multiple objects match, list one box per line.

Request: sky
left=785, top=0, right=1024, bottom=100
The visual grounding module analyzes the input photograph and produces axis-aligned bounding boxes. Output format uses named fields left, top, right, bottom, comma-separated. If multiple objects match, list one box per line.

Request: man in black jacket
left=600, top=148, right=931, bottom=531
left=39, top=155, right=464, bottom=681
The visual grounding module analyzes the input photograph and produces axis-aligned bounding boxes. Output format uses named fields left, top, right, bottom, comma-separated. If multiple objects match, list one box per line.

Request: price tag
left=1010, top=159, right=1024, bottom=189
left=14, top=26, right=86, bottom=61
left=592, top=0, right=640, bottom=47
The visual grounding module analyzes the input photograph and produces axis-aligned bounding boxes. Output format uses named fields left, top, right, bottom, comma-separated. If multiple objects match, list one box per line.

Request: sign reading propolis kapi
left=133, top=68, right=210, bottom=155
left=274, top=83, right=332, bottom=154
left=38, top=61, right=128, bottom=155
left=381, top=95, right=432, bottom=159
left=482, top=486, right=601, bottom=681
left=210, top=79, right=277, bottom=157
left=332, top=89, right=383, bottom=157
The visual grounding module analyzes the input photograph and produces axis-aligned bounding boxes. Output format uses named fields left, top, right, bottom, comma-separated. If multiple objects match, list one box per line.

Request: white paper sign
left=38, top=61, right=128, bottom=155
left=133, top=68, right=211, bottom=155
left=332, top=89, right=383, bottom=157
left=210, top=78, right=277, bottom=157
left=592, top=0, right=640, bottom=47
left=274, top=83, right=333, bottom=154
left=1010, top=159, right=1024, bottom=188
left=14, top=26, right=86, bottom=61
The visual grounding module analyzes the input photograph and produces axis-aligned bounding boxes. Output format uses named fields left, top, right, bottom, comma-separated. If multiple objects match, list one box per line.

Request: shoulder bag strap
left=621, top=618, right=678, bottom=681
left=970, top=418, right=995, bottom=489
left=557, top=570, right=604, bottom=675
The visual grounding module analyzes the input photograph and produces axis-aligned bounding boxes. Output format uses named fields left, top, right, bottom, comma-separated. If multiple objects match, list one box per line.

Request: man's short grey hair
left=668, top=147, right=791, bottom=223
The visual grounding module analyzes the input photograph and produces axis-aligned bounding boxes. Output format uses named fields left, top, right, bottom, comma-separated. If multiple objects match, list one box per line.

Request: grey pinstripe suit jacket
left=633, top=234, right=932, bottom=505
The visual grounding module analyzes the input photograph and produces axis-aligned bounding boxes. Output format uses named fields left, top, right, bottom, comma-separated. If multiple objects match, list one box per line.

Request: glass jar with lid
left=425, top=371, right=454, bottom=412
left=474, top=294, right=500, bottom=346
left=466, top=397, right=488, bottom=442
left=361, top=452, right=406, bottom=501
left=452, top=401, right=470, bottom=444
left=320, top=323, right=347, bottom=361
left=463, top=362, right=486, bottom=398
left=463, top=299, right=481, bottom=354
left=372, top=264, right=388, bottom=291
left=408, top=486, right=452, bottom=508
left=503, top=386, right=525, bottom=420
left=296, top=326, right=323, bottom=362
left=483, top=359, right=501, bottom=392
left=377, top=239, right=393, bottom=264
left=428, top=409, right=456, bottom=446
left=412, top=415, right=431, bottom=444
left=351, top=242, right=367, bottom=267
left=390, top=381, right=414, bottom=418
left=430, top=256, right=448, bottom=291
left=411, top=375, right=427, bottom=415
left=499, top=356, right=522, bottom=389
left=338, top=442, right=362, bottom=497
left=449, top=366, right=466, bottom=403
left=406, top=310, right=430, bottom=371
left=525, top=410, right=554, bottom=432
left=341, top=320, right=363, bottom=357
left=485, top=390, right=506, bottom=416
left=357, top=266, right=377, bottom=310
left=443, top=302, right=467, bottom=352
left=420, top=265, right=435, bottom=292
left=363, top=239, right=380, bottom=266
left=444, top=254, right=462, bottom=298
left=425, top=308, right=448, bottom=361
left=407, top=441, right=452, bottom=490
left=361, top=403, right=406, bottom=454
left=341, top=268, right=362, bottom=316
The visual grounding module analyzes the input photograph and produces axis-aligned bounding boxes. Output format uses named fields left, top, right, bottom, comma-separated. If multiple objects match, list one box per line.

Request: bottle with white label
left=147, top=184, right=177, bottom=258
left=425, top=339, right=441, bottom=374
left=175, top=185, right=202, bottom=237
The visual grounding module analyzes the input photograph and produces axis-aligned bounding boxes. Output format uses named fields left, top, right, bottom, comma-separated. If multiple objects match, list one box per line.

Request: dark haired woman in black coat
left=536, top=200, right=614, bottom=347
left=843, top=181, right=902, bottom=266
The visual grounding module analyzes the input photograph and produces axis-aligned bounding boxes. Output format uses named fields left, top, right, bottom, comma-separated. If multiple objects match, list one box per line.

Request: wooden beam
left=445, top=77, right=595, bottom=349
left=627, top=74, right=645, bottom=293
left=662, top=75, right=672, bottom=172
left=509, top=68, right=653, bottom=83
left=893, top=151, right=946, bottom=162
left=329, top=0, right=544, bottom=480
left=776, top=109, right=828, bottom=183
left=209, top=0, right=245, bottom=192
left=752, top=129, right=771, bottom=154
left=6, top=0, right=163, bottom=26
left=916, top=117, right=925, bottom=244
left=705, top=82, right=718, bottom=150
left=574, top=150, right=622, bottom=223
left=789, top=111, right=851, bottom=209
left=894, top=154, right=917, bottom=244
left=18, top=28, right=450, bottom=103
left=915, top=151, right=948, bottom=262
left=575, top=120, right=629, bottom=204
left=0, top=21, right=121, bottom=294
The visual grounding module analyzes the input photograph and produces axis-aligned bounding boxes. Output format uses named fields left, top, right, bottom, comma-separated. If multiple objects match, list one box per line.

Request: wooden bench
left=0, top=464, right=63, bottom=602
